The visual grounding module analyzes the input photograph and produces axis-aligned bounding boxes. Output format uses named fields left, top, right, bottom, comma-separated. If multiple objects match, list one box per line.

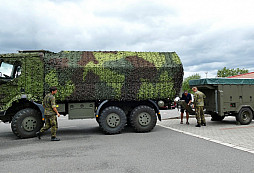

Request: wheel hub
left=242, top=112, right=249, bottom=121
left=106, top=113, right=120, bottom=127
left=138, top=112, right=151, bottom=126
left=22, top=117, right=37, bottom=132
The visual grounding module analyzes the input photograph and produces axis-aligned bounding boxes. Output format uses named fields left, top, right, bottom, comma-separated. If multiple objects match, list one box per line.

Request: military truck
left=189, top=78, right=254, bottom=125
left=0, top=50, right=183, bottom=138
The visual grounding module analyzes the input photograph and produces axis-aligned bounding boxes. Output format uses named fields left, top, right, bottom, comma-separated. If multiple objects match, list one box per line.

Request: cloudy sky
left=0, top=0, right=254, bottom=78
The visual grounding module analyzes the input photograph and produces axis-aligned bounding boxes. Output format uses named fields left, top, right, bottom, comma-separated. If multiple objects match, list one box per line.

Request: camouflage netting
left=44, top=51, right=183, bottom=101
left=0, top=53, right=44, bottom=111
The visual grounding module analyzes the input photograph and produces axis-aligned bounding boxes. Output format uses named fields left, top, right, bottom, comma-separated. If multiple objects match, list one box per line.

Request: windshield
left=0, top=62, right=14, bottom=78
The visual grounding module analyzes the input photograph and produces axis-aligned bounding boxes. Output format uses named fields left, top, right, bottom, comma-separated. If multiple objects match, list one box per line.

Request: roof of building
left=189, top=78, right=254, bottom=86
left=227, top=72, right=254, bottom=79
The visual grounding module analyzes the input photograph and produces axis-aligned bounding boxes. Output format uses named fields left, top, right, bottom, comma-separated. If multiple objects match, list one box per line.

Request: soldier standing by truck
left=36, top=87, right=61, bottom=141
left=192, top=87, right=206, bottom=127
left=180, top=91, right=192, bottom=124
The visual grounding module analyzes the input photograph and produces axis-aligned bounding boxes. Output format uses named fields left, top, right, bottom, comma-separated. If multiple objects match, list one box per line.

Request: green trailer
left=189, top=78, right=254, bottom=125
left=0, top=50, right=183, bottom=138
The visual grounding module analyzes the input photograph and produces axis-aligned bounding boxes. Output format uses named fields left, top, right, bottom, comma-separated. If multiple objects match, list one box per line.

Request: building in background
left=227, top=72, right=254, bottom=79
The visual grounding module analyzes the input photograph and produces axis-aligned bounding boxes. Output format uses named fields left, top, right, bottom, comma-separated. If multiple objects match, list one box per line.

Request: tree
left=182, top=73, right=201, bottom=94
left=217, top=67, right=249, bottom=77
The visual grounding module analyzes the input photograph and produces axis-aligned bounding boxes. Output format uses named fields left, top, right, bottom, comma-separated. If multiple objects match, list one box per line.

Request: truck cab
left=0, top=52, right=45, bottom=138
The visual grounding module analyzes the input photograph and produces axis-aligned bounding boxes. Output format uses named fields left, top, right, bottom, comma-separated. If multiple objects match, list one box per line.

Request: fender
left=148, top=99, right=161, bottom=121
left=236, top=105, right=254, bottom=113
left=32, top=101, right=45, bottom=120
left=21, top=94, right=44, bottom=118
left=95, top=100, right=109, bottom=118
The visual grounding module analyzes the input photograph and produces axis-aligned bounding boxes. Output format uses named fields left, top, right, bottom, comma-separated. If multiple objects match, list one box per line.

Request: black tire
left=211, top=112, right=225, bottom=121
left=130, top=105, right=157, bottom=133
left=11, top=108, right=43, bottom=138
left=236, top=108, right=253, bottom=125
left=98, top=106, right=127, bottom=134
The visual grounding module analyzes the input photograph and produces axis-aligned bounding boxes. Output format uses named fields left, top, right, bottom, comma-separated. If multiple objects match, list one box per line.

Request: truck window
left=0, top=62, right=13, bottom=79
left=0, top=62, right=21, bottom=79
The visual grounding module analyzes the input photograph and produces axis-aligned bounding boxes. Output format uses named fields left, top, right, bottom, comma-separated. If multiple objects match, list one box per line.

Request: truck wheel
left=236, top=108, right=253, bottom=125
left=130, top=105, right=157, bottom=132
left=99, top=106, right=127, bottom=134
left=11, top=108, right=43, bottom=138
left=211, top=112, right=225, bottom=121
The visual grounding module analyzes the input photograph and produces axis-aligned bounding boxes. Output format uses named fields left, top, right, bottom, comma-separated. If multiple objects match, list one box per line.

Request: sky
left=0, top=0, right=254, bottom=78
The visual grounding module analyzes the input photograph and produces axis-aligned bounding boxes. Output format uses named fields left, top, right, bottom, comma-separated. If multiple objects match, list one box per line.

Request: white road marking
left=158, top=124, right=254, bottom=154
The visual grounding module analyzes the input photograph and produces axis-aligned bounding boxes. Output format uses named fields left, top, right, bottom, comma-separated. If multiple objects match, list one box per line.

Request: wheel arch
left=95, top=100, right=109, bottom=118
left=236, top=105, right=254, bottom=114
left=4, top=99, right=43, bottom=122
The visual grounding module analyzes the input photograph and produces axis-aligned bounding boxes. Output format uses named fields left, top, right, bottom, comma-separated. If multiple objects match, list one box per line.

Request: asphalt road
left=0, top=116, right=254, bottom=173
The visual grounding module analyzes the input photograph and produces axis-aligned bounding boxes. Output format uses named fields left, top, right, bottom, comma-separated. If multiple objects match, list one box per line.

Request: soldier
left=192, top=87, right=206, bottom=127
left=180, top=90, right=192, bottom=124
left=36, top=86, right=61, bottom=141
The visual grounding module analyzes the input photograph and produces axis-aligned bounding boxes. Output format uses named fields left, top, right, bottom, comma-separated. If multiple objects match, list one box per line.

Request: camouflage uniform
left=39, top=93, right=58, bottom=138
left=194, top=90, right=206, bottom=124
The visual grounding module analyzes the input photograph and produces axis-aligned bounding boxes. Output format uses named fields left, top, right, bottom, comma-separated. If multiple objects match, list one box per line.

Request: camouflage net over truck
left=44, top=51, right=183, bottom=102
left=0, top=50, right=183, bottom=137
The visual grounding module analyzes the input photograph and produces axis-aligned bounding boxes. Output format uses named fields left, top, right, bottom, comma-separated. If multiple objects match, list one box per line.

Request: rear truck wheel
left=11, top=108, right=43, bottom=138
left=211, top=112, right=225, bottom=121
left=236, top=108, right=253, bottom=125
left=130, top=105, right=157, bottom=133
left=99, top=106, right=127, bottom=134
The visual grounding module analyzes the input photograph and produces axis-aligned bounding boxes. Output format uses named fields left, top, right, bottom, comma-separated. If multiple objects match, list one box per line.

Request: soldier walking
left=192, top=87, right=206, bottom=127
left=36, top=86, right=61, bottom=141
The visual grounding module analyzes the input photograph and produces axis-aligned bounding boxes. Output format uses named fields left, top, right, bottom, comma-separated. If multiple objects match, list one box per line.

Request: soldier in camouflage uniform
left=36, top=87, right=61, bottom=141
left=192, top=87, right=206, bottom=127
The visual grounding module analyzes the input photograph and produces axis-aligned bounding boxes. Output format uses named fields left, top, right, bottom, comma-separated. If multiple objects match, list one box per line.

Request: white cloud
left=0, top=0, right=254, bottom=78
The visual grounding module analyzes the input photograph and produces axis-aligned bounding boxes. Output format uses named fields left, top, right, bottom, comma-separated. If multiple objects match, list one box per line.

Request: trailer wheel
left=99, top=106, right=127, bottom=134
left=11, top=108, right=43, bottom=138
left=130, top=105, right=157, bottom=132
left=211, top=113, right=225, bottom=121
left=236, top=108, right=253, bottom=125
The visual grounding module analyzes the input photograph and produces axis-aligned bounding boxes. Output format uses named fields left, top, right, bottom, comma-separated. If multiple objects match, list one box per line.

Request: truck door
left=0, top=57, right=24, bottom=112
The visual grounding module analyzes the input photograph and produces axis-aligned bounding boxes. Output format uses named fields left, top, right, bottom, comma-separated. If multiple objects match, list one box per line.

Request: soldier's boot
left=195, top=123, right=201, bottom=127
left=36, top=131, right=41, bottom=140
left=51, top=137, right=60, bottom=141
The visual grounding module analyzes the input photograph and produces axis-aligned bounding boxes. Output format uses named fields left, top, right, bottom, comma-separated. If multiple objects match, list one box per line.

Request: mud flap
left=157, top=112, right=161, bottom=121
left=179, top=101, right=196, bottom=115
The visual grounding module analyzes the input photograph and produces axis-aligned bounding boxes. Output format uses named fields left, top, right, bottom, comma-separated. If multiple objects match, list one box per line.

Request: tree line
left=182, top=67, right=249, bottom=93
